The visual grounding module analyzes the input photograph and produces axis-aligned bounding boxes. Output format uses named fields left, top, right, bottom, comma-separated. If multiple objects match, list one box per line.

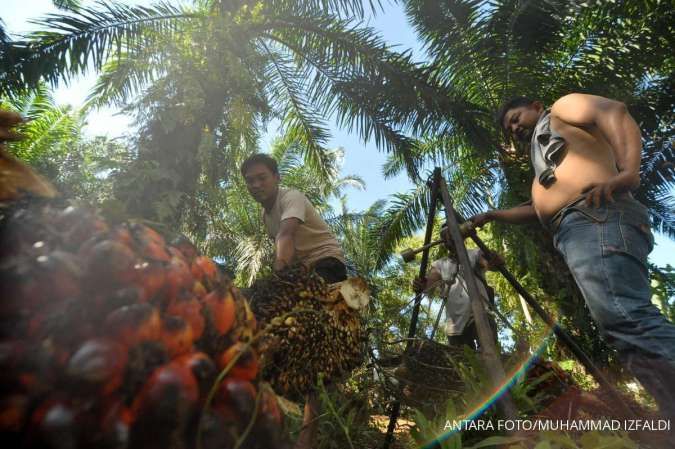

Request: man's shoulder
left=551, top=93, right=617, bottom=124
left=278, top=187, right=308, bottom=201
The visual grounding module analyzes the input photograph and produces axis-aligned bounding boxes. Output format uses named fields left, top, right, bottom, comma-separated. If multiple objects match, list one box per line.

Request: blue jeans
left=553, top=195, right=675, bottom=418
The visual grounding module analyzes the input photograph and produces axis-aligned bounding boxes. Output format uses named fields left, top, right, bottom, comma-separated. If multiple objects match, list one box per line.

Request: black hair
left=497, top=96, right=535, bottom=130
left=240, top=153, right=279, bottom=177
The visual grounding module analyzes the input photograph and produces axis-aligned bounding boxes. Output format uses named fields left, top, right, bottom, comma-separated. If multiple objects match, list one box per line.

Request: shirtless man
left=471, top=93, right=675, bottom=419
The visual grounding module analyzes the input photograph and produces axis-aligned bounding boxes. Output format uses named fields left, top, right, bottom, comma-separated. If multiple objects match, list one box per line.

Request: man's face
left=243, top=163, right=280, bottom=204
left=502, top=103, right=542, bottom=142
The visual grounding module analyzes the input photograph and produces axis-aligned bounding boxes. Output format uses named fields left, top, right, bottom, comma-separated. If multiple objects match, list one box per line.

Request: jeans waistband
left=546, top=196, right=586, bottom=234
left=546, top=191, right=635, bottom=234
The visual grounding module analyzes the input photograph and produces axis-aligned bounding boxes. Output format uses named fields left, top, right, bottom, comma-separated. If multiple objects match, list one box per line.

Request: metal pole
left=437, top=174, right=518, bottom=420
left=382, top=170, right=440, bottom=449
left=452, top=211, right=637, bottom=419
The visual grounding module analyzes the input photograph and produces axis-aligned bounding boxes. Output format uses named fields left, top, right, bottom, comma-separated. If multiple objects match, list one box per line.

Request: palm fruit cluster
left=394, top=338, right=464, bottom=409
left=248, top=264, right=365, bottom=399
left=0, top=197, right=288, bottom=449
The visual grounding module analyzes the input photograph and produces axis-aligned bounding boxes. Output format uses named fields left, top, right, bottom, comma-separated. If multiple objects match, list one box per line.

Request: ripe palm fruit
left=66, top=338, right=128, bottom=396
left=218, top=342, right=259, bottom=382
left=105, top=304, right=162, bottom=348
left=160, top=316, right=194, bottom=357
left=0, top=196, right=287, bottom=449
left=249, top=264, right=365, bottom=399
left=202, top=289, right=236, bottom=336
left=167, top=297, right=205, bottom=340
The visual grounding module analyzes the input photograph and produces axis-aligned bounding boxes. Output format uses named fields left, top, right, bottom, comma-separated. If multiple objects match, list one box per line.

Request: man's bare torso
left=531, top=116, right=619, bottom=223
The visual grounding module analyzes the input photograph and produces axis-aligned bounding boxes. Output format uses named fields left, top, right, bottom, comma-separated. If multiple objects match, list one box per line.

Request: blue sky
left=3, top=0, right=674, bottom=269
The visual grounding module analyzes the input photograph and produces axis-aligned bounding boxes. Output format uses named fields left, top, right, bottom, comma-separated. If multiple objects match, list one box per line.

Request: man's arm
left=551, top=93, right=642, bottom=206
left=479, top=250, right=504, bottom=272
left=412, top=267, right=442, bottom=294
left=273, top=217, right=301, bottom=271
left=471, top=203, right=538, bottom=228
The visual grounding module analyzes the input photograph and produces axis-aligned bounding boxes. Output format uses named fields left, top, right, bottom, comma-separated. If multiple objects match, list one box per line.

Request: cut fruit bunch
left=248, top=264, right=366, bottom=400
left=0, top=197, right=287, bottom=449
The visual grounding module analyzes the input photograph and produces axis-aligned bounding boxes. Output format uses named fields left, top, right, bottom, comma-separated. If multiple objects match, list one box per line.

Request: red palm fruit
left=198, top=410, right=236, bottom=449
left=130, top=363, right=199, bottom=422
left=165, top=255, right=194, bottom=299
left=105, top=304, right=161, bottom=347
left=109, top=224, right=133, bottom=249
left=203, top=289, right=236, bottom=336
left=167, top=297, right=205, bottom=339
left=129, top=223, right=170, bottom=262
left=54, top=205, right=109, bottom=249
left=172, top=352, right=216, bottom=397
left=141, top=240, right=171, bottom=262
left=170, top=234, right=198, bottom=262
left=29, top=399, right=79, bottom=449
left=160, top=316, right=194, bottom=357
left=191, top=256, right=217, bottom=282
left=91, top=399, right=130, bottom=449
left=86, top=240, right=137, bottom=286
left=76, top=234, right=102, bottom=262
left=35, top=250, right=82, bottom=302
left=0, top=394, right=29, bottom=432
left=192, top=280, right=207, bottom=298
left=129, top=223, right=165, bottom=246
left=218, top=342, right=258, bottom=381
left=168, top=245, right=186, bottom=261
left=101, top=287, right=143, bottom=315
left=216, top=379, right=257, bottom=424
left=132, top=261, right=166, bottom=302
left=66, top=338, right=128, bottom=396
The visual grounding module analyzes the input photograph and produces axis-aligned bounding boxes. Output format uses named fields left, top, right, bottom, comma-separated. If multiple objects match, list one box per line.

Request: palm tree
left=1, top=0, right=469, bottom=224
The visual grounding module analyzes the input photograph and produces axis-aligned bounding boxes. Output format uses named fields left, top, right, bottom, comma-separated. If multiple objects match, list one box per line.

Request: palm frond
left=266, top=0, right=383, bottom=19
left=85, top=48, right=164, bottom=109
left=260, top=40, right=334, bottom=180
left=3, top=84, right=82, bottom=171
left=53, top=0, right=81, bottom=11
left=2, top=1, right=200, bottom=93
left=371, top=183, right=432, bottom=269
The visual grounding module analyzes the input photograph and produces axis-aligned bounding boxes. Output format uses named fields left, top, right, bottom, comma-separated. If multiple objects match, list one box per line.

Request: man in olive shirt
left=241, top=153, right=347, bottom=449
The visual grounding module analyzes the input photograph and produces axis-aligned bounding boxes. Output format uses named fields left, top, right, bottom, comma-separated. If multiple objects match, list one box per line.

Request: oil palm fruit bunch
left=248, top=264, right=365, bottom=400
left=395, top=339, right=464, bottom=408
left=0, top=197, right=287, bottom=449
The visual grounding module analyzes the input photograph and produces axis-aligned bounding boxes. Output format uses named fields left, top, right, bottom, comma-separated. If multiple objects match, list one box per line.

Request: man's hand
left=484, top=251, right=504, bottom=270
left=470, top=211, right=495, bottom=228
left=412, top=276, right=426, bottom=294
left=582, top=172, right=639, bottom=208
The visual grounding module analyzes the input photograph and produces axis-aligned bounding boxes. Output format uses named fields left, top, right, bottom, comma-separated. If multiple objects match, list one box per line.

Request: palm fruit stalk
left=248, top=264, right=365, bottom=400
left=0, top=162, right=288, bottom=448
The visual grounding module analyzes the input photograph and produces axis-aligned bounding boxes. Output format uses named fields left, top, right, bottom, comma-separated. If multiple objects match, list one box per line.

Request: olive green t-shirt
left=263, top=187, right=345, bottom=268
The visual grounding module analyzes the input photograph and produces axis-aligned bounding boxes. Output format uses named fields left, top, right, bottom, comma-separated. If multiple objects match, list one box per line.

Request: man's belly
left=531, top=150, right=618, bottom=223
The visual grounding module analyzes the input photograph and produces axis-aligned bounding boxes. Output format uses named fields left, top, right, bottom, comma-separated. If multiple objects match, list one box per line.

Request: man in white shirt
left=413, top=230, right=500, bottom=349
